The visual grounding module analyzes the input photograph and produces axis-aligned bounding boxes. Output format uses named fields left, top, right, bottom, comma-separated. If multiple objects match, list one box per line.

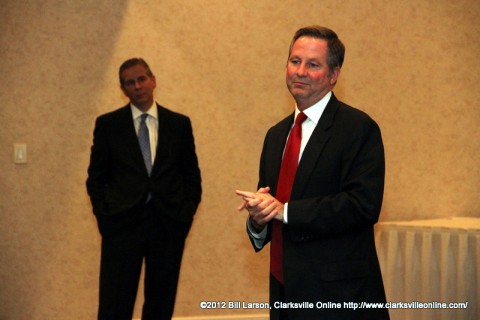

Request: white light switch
left=14, top=143, right=27, bottom=164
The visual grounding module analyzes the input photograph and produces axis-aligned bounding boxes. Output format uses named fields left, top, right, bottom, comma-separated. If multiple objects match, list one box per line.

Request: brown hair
left=118, top=58, right=154, bottom=86
left=288, top=26, right=345, bottom=73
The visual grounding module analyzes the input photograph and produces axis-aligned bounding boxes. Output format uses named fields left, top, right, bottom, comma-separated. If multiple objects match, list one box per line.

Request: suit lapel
left=292, top=95, right=339, bottom=198
left=118, top=104, right=150, bottom=175
left=119, top=105, right=142, bottom=153
left=151, top=104, right=171, bottom=175
left=269, top=114, right=294, bottom=195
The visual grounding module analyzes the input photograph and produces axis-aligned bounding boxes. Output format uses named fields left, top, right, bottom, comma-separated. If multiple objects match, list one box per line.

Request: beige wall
left=1, top=0, right=479, bottom=318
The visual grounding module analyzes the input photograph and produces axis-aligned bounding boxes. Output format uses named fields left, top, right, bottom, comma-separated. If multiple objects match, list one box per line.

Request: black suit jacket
left=86, top=103, right=202, bottom=232
left=253, top=94, right=388, bottom=319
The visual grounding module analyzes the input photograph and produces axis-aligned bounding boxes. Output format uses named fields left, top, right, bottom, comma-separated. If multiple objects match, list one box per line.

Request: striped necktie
left=138, top=113, right=152, bottom=175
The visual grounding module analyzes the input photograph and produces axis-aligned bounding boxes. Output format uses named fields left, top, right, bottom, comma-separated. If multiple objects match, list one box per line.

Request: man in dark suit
left=236, top=26, right=389, bottom=319
left=87, top=58, right=202, bottom=320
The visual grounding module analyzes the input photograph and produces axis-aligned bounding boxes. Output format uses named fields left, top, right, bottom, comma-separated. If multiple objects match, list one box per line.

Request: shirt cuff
left=247, top=218, right=267, bottom=249
left=283, top=202, right=289, bottom=224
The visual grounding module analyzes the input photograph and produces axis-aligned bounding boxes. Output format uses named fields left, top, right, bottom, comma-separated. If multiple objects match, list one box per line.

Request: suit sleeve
left=86, top=116, right=110, bottom=216
left=178, top=117, right=202, bottom=219
left=246, top=127, right=276, bottom=251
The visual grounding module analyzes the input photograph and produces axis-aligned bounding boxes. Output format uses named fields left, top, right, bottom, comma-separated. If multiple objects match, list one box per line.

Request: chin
left=291, top=91, right=309, bottom=100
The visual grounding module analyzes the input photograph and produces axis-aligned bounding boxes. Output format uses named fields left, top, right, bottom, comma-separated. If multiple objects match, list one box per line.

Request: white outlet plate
left=14, top=143, right=27, bottom=164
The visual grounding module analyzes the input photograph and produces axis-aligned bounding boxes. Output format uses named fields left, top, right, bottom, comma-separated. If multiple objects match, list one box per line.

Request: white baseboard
left=135, top=315, right=268, bottom=320
left=174, top=316, right=268, bottom=320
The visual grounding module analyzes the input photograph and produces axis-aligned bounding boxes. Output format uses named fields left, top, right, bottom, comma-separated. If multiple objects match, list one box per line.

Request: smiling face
left=120, top=64, right=157, bottom=112
left=286, top=36, right=340, bottom=111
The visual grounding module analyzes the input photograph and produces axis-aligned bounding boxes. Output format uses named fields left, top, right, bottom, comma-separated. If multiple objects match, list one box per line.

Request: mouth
left=291, top=81, right=309, bottom=88
left=135, top=93, right=147, bottom=100
left=291, top=78, right=309, bottom=86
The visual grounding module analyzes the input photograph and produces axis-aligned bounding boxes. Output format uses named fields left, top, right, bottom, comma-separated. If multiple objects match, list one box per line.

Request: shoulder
left=331, top=97, right=379, bottom=130
left=329, top=99, right=383, bottom=151
left=94, top=104, right=131, bottom=125
left=156, top=104, right=191, bottom=122
left=268, top=113, right=294, bottom=134
left=156, top=104, right=194, bottom=136
left=98, top=104, right=132, bottom=119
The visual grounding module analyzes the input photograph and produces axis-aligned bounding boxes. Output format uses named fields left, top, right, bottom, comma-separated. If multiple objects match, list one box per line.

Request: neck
left=133, top=101, right=154, bottom=113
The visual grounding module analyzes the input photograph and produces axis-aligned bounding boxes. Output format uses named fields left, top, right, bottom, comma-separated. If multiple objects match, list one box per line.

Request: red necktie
left=271, top=112, right=307, bottom=284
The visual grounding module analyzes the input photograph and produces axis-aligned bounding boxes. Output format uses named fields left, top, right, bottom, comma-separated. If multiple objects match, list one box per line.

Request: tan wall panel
left=0, top=0, right=478, bottom=318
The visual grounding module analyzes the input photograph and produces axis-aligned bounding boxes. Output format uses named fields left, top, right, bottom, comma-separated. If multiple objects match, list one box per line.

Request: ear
left=151, top=75, right=157, bottom=89
left=120, top=84, right=127, bottom=96
left=329, top=67, right=341, bottom=85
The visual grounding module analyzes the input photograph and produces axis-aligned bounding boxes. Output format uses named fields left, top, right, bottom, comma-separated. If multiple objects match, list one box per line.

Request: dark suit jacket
left=86, top=103, right=202, bottom=234
left=253, top=94, right=389, bottom=319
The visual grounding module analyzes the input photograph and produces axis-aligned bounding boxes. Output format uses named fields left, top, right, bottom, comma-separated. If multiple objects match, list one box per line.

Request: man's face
left=121, top=64, right=156, bottom=111
left=286, top=36, right=340, bottom=110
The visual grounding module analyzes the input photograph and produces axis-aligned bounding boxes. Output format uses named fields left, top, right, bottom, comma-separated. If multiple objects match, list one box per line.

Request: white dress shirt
left=131, top=102, right=158, bottom=164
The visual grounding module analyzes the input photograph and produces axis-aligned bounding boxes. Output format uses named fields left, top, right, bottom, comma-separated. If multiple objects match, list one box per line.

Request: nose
left=296, top=62, right=308, bottom=77
left=134, top=80, right=142, bottom=89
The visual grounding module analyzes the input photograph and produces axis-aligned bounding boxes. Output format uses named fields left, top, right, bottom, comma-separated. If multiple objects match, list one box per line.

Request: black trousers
left=97, top=203, right=191, bottom=320
left=269, top=273, right=390, bottom=320
left=270, top=274, right=289, bottom=320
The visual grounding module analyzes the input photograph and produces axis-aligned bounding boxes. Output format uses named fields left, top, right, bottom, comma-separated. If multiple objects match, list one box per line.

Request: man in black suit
left=236, top=26, right=389, bottom=319
left=87, top=58, right=202, bottom=320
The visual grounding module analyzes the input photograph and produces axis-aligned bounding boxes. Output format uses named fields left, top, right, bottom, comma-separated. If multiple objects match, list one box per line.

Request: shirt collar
left=130, top=102, right=158, bottom=120
left=294, top=91, right=332, bottom=125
